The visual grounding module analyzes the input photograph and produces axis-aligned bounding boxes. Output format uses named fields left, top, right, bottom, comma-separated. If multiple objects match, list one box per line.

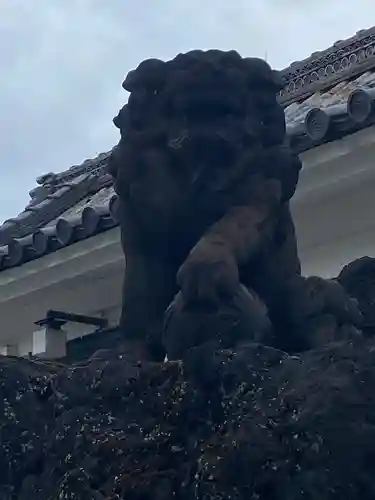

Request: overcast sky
left=0, top=0, right=374, bottom=222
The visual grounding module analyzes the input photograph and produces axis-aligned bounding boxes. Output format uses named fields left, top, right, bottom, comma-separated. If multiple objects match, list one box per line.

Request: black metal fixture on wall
left=34, top=310, right=108, bottom=331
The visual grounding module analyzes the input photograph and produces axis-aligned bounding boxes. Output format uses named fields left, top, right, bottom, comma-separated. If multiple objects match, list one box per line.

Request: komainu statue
left=108, top=50, right=362, bottom=361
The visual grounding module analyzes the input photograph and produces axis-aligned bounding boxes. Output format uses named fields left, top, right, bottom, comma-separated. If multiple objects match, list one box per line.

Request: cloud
left=0, top=0, right=372, bottom=221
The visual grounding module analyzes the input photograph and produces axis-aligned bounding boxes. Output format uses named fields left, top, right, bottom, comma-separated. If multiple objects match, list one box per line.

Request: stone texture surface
left=1, top=338, right=375, bottom=500
left=337, top=256, right=375, bottom=337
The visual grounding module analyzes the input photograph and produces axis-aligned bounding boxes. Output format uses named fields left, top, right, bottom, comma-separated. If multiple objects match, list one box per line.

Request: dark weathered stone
left=109, top=50, right=362, bottom=360
left=337, top=256, right=375, bottom=336
left=163, top=285, right=273, bottom=360
left=1, top=340, right=375, bottom=499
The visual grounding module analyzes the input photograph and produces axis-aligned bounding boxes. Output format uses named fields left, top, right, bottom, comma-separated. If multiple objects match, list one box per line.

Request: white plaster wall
left=18, top=337, right=33, bottom=357
left=293, top=131, right=375, bottom=277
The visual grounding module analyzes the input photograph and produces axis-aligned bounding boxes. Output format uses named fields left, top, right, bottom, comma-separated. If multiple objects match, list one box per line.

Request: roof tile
left=279, top=25, right=375, bottom=105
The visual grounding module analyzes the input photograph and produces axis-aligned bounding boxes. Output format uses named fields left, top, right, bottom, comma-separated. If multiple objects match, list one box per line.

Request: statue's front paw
left=177, top=242, right=239, bottom=307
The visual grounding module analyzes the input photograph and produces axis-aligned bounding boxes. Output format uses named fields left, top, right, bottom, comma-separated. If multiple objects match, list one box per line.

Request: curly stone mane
left=110, top=52, right=298, bottom=232
left=109, top=50, right=362, bottom=362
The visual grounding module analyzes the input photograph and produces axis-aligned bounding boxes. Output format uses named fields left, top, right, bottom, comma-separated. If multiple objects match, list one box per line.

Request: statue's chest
left=173, top=171, right=259, bottom=245
left=183, top=169, right=259, bottom=215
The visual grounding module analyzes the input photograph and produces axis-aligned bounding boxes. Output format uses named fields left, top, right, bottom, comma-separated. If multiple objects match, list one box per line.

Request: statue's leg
left=264, top=275, right=363, bottom=351
left=240, top=204, right=302, bottom=349
left=242, top=206, right=362, bottom=351
left=116, top=196, right=180, bottom=361
left=247, top=271, right=363, bottom=352
left=119, top=252, right=178, bottom=361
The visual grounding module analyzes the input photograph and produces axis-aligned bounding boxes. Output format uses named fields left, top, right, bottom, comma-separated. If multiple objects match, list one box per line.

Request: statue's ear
left=107, top=145, right=120, bottom=179
left=244, top=57, right=281, bottom=91
left=113, top=114, right=121, bottom=129
left=271, top=70, right=284, bottom=92
left=113, top=104, right=130, bottom=131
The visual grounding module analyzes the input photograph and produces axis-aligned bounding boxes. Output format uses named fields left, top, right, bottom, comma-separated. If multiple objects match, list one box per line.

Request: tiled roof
left=279, top=26, right=375, bottom=105
left=285, top=69, right=375, bottom=153
left=2, top=27, right=375, bottom=273
left=0, top=152, right=120, bottom=271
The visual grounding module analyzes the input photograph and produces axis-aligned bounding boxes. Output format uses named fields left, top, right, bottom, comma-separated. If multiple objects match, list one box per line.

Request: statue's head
left=108, top=51, right=289, bottom=231
left=111, top=51, right=285, bottom=171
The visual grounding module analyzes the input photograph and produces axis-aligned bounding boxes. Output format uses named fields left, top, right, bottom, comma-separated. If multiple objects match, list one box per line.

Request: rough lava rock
left=1, top=335, right=375, bottom=499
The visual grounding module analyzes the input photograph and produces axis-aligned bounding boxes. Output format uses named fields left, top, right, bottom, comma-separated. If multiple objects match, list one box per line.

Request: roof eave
left=0, top=227, right=122, bottom=304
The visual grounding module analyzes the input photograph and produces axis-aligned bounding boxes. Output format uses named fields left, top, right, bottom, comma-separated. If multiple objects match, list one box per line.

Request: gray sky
left=0, top=0, right=374, bottom=222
